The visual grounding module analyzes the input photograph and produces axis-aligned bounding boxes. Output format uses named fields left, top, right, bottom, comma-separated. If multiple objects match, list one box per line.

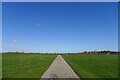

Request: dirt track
left=41, top=55, right=80, bottom=79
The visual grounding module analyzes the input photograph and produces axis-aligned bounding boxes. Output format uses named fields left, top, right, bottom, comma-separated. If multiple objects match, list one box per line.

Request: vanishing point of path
left=40, top=55, right=80, bottom=80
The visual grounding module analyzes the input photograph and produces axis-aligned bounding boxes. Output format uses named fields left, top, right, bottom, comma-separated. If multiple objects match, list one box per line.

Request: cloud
left=36, top=23, right=40, bottom=26
left=12, top=40, right=22, bottom=48
left=17, top=44, right=21, bottom=47
left=2, top=45, right=19, bottom=52
left=2, top=45, right=38, bottom=53
left=13, top=40, right=17, bottom=43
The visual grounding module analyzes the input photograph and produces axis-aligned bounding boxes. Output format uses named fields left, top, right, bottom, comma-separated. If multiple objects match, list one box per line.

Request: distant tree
left=84, top=51, right=87, bottom=53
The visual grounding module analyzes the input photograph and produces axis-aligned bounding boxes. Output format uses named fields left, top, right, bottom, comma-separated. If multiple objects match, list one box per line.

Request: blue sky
left=2, top=0, right=119, bottom=2
left=2, top=2, right=118, bottom=53
left=0, top=2, right=1, bottom=75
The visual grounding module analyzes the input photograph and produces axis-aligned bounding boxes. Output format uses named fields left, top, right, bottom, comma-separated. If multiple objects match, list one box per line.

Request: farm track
left=40, top=55, right=80, bottom=80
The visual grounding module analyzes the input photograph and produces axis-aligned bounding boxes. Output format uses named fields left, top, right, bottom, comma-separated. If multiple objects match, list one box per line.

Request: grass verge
left=62, top=55, right=118, bottom=78
left=2, top=54, right=57, bottom=78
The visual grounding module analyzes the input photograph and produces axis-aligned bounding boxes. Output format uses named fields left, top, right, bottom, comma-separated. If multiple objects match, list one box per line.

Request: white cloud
left=13, top=40, right=17, bottom=43
left=2, top=45, right=19, bottom=52
left=36, top=23, right=40, bottom=26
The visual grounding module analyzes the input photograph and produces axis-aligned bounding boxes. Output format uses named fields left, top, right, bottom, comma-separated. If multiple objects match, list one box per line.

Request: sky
left=2, top=2, right=118, bottom=53
left=0, top=1, right=1, bottom=76
left=2, top=0, right=119, bottom=2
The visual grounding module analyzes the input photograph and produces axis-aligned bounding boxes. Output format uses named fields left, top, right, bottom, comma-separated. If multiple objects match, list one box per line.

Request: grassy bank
left=62, top=55, right=118, bottom=78
left=3, top=54, right=57, bottom=78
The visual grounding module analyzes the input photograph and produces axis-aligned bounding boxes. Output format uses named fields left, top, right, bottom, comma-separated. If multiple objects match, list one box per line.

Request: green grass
left=0, top=54, right=2, bottom=79
left=3, top=54, right=57, bottom=78
left=62, top=55, right=118, bottom=78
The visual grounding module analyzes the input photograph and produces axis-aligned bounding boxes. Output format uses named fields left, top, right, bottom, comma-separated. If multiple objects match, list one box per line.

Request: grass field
left=2, top=54, right=57, bottom=78
left=62, top=55, right=118, bottom=78
left=0, top=54, right=2, bottom=79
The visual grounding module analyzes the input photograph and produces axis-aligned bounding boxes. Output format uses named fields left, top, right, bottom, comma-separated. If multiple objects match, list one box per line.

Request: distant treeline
left=81, top=50, right=119, bottom=55
left=83, top=50, right=117, bottom=53
left=1, top=50, right=120, bottom=55
left=64, top=51, right=119, bottom=55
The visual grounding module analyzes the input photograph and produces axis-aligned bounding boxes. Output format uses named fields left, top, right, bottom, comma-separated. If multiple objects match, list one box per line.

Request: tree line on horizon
left=1, top=50, right=119, bottom=54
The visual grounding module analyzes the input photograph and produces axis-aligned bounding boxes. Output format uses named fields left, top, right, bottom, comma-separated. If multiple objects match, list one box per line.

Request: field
left=62, top=55, right=118, bottom=78
left=2, top=54, right=118, bottom=79
left=2, top=54, right=57, bottom=78
left=0, top=54, right=2, bottom=79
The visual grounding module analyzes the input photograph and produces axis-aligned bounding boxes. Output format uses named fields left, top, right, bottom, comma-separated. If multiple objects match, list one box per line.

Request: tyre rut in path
left=40, top=55, right=80, bottom=80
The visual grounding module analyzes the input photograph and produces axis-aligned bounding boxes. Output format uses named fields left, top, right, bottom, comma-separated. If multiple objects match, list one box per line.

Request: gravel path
left=40, top=55, right=80, bottom=79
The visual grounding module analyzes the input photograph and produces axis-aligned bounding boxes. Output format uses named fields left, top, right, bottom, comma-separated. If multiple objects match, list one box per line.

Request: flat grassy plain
left=3, top=54, right=57, bottom=78
left=0, top=54, right=2, bottom=79
left=62, top=55, right=118, bottom=78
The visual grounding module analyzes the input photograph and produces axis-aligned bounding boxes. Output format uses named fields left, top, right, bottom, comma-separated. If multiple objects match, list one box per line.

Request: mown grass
left=62, top=55, right=118, bottom=78
left=2, top=54, right=57, bottom=78
left=0, top=54, right=2, bottom=79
